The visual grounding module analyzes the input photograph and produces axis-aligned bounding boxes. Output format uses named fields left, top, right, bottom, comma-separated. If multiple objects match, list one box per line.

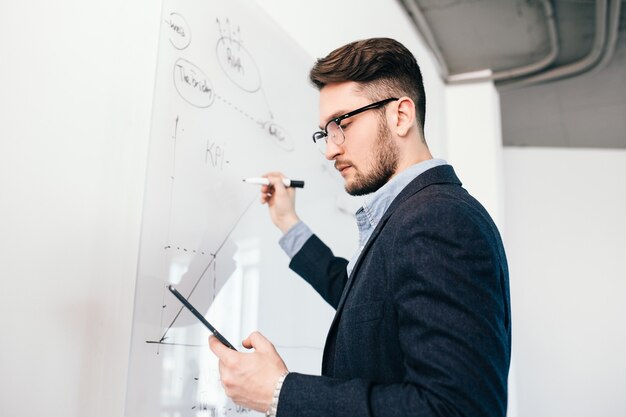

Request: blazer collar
left=335, top=164, right=462, bottom=313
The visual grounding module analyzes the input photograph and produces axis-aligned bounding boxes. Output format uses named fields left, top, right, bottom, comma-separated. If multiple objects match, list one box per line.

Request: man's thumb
left=242, top=331, right=273, bottom=351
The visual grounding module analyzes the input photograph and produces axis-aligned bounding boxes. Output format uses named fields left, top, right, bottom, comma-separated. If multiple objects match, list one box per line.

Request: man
left=209, top=37, right=511, bottom=417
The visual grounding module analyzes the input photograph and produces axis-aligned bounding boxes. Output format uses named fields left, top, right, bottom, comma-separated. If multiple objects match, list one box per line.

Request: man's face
left=318, top=82, right=399, bottom=196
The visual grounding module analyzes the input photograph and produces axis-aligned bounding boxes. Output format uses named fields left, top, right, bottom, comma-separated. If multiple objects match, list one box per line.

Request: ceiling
left=399, top=0, right=626, bottom=148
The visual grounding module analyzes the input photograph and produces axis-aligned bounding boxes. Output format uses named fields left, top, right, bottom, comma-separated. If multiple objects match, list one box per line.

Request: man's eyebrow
left=318, top=109, right=350, bottom=130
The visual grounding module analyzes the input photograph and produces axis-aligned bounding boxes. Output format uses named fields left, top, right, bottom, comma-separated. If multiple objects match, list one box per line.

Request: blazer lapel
left=322, top=165, right=462, bottom=365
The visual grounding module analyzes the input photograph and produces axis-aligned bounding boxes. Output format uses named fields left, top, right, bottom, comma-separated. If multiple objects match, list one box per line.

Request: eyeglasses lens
left=314, top=121, right=345, bottom=155
left=327, top=121, right=344, bottom=145
left=315, top=135, right=327, bottom=154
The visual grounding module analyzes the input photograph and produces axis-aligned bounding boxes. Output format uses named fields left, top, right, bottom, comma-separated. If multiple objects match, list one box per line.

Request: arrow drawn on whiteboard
left=165, top=115, right=182, bottom=247
left=214, top=17, right=280, bottom=130
left=146, top=340, right=206, bottom=348
left=167, top=17, right=291, bottom=152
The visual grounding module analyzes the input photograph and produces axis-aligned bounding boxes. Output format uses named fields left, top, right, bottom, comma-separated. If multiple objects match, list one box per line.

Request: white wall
left=503, top=147, right=626, bottom=417
left=0, top=1, right=161, bottom=416
left=446, top=82, right=505, bottom=226
left=445, top=82, right=518, bottom=416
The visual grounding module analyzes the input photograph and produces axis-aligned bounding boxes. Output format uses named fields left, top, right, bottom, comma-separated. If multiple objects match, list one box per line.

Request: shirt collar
left=357, top=158, right=448, bottom=230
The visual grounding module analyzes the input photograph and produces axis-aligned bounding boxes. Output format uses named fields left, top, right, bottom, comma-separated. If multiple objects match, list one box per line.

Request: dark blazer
left=278, top=165, right=511, bottom=417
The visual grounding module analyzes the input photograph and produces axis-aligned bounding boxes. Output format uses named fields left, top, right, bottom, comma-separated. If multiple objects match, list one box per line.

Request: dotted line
left=163, top=245, right=215, bottom=256
left=215, top=94, right=261, bottom=125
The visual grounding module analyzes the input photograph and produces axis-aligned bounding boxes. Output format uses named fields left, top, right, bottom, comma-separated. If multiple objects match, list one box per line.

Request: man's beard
left=345, top=117, right=399, bottom=196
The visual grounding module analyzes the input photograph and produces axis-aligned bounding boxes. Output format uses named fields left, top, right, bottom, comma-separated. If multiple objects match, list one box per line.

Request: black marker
left=167, top=285, right=237, bottom=350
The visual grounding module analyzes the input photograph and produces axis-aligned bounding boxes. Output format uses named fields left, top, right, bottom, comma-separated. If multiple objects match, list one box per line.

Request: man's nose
left=325, top=138, right=342, bottom=160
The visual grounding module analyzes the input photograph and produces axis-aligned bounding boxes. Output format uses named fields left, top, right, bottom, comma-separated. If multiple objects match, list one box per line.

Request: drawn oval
left=173, top=58, right=215, bottom=108
left=264, top=121, right=294, bottom=152
left=165, top=12, right=191, bottom=50
left=216, top=37, right=261, bottom=92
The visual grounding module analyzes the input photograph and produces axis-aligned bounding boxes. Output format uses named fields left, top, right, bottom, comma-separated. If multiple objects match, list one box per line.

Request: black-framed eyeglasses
left=312, top=97, right=399, bottom=152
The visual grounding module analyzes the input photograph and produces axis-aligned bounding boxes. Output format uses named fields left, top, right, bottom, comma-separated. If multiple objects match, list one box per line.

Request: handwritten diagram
left=151, top=12, right=308, bottom=347
left=167, top=15, right=293, bottom=152
left=125, top=2, right=342, bottom=416
left=165, top=12, right=192, bottom=50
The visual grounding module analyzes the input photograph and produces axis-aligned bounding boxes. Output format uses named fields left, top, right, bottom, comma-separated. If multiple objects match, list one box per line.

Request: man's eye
left=340, top=122, right=351, bottom=130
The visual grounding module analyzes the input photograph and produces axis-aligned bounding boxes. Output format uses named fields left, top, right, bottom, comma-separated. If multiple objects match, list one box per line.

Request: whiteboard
left=124, top=1, right=359, bottom=416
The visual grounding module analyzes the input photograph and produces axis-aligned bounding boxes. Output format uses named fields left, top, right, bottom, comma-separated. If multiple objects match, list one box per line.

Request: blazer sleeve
left=288, top=234, right=349, bottom=310
left=277, top=198, right=511, bottom=417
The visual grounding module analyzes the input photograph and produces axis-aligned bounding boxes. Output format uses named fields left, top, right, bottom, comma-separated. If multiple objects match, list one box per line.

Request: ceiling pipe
left=588, top=0, right=622, bottom=75
left=448, top=0, right=559, bottom=84
left=497, top=0, right=610, bottom=91
left=398, top=0, right=451, bottom=78
left=398, top=0, right=559, bottom=84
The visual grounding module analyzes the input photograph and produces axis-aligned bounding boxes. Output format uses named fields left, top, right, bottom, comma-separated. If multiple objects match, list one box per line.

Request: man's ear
left=395, top=97, right=416, bottom=137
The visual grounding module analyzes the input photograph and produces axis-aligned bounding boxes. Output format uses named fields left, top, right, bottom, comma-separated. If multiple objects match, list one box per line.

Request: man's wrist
left=278, top=222, right=312, bottom=259
left=278, top=216, right=300, bottom=234
left=265, top=371, right=289, bottom=417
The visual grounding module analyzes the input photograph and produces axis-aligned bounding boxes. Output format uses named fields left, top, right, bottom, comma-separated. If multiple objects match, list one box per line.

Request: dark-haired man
left=210, top=37, right=511, bottom=417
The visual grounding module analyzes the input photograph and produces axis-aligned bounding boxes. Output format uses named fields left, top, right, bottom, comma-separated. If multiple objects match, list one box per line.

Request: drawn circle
left=263, top=121, right=294, bottom=152
left=173, top=58, right=215, bottom=108
left=165, top=13, right=191, bottom=50
left=216, top=37, right=261, bottom=92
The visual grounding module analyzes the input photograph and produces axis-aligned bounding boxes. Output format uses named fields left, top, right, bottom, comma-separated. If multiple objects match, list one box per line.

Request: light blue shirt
left=279, top=159, right=448, bottom=276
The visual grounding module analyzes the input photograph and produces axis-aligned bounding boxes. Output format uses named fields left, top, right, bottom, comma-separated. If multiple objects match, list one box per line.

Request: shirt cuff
left=278, top=221, right=313, bottom=258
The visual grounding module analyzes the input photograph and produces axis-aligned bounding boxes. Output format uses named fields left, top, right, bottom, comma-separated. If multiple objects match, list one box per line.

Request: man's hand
left=209, top=331, right=288, bottom=413
left=260, top=172, right=300, bottom=234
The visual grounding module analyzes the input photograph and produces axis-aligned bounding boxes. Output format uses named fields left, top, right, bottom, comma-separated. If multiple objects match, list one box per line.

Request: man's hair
left=309, top=37, right=426, bottom=135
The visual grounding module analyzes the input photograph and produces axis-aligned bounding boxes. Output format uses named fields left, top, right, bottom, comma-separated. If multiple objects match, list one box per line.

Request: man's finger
left=209, top=335, right=237, bottom=359
left=266, top=174, right=287, bottom=193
